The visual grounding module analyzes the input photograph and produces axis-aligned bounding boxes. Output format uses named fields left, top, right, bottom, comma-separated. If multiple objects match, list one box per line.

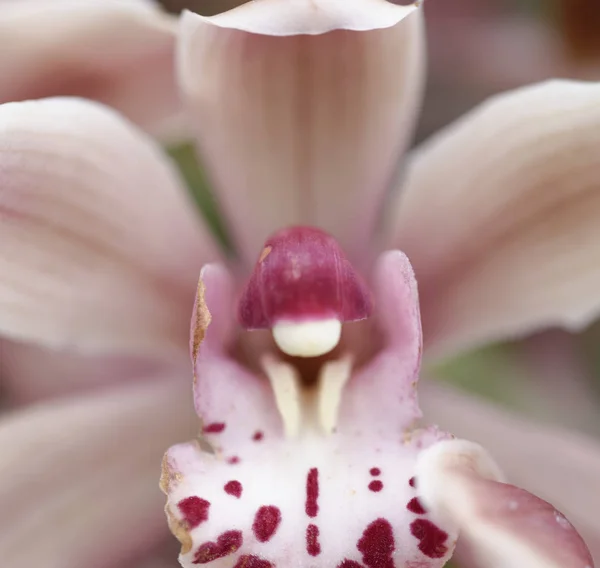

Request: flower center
left=238, top=226, right=373, bottom=358
left=236, top=226, right=376, bottom=436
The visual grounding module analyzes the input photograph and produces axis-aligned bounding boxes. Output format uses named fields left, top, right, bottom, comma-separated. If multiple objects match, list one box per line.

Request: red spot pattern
left=234, top=555, right=272, bottom=568
left=193, top=530, right=243, bottom=564
left=370, top=468, right=381, bottom=476
left=203, top=422, right=225, bottom=434
left=253, top=506, right=282, bottom=542
left=227, top=456, right=240, bottom=465
left=410, top=519, right=449, bottom=559
left=306, top=468, right=319, bottom=517
left=338, top=561, right=363, bottom=568
left=409, top=477, right=416, bottom=488
left=357, top=518, right=395, bottom=568
left=253, top=431, right=264, bottom=441
left=224, top=480, right=243, bottom=498
left=306, top=524, right=321, bottom=557
left=177, top=496, right=210, bottom=529
left=368, top=480, right=383, bottom=493
left=407, top=497, right=426, bottom=515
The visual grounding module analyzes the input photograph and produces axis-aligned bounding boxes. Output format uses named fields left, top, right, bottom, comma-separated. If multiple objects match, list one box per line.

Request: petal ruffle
left=0, top=97, right=218, bottom=357
left=421, top=382, right=600, bottom=565
left=0, top=0, right=180, bottom=136
left=0, top=378, right=196, bottom=568
left=388, top=80, right=600, bottom=359
left=416, top=440, right=595, bottom=568
left=177, top=0, right=424, bottom=264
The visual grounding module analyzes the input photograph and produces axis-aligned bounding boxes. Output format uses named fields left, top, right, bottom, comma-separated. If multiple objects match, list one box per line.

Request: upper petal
left=387, top=80, right=600, bottom=359
left=0, top=0, right=180, bottom=137
left=0, top=378, right=196, bottom=568
left=0, top=97, right=219, bottom=357
left=421, top=382, right=600, bottom=565
left=177, top=0, right=424, bottom=265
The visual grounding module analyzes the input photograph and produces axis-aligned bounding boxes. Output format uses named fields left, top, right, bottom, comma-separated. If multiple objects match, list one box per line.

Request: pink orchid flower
left=1, top=1, right=600, bottom=568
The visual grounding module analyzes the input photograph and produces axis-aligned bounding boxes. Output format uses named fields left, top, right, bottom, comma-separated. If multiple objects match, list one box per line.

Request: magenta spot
left=409, top=477, right=416, bottom=488
left=368, top=480, right=383, bottom=493
left=338, top=561, right=363, bottom=568
left=203, top=422, right=226, bottom=434
left=306, top=524, right=321, bottom=557
left=177, top=496, right=210, bottom=529
left=234, top=555, right=272, bottom=568
left=227, top=456, right=240, bottom=465
left=370, top=468, right=381, bottom=477
left=252, top=506, right=282, bottom=542
left=410, top=519, right=449, bottom=559
left=407, top=497, right=426, bottom=515
left=193, top=530, right=242, bottom=564
left=224, top=481, right=243, bottom=498
left=357, top=518, right=395, bottom=568
left=306, top=468, right=319, bottom=517
left=253, top=431, right=264, bottom=442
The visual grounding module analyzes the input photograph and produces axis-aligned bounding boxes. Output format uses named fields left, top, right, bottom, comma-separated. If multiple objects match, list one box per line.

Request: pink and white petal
left=163, top=430, right=457, bottom=568
left=0, top=97, right=219, bottom=357
left=388, top=80, right=600, bottom=359
left=421, top=382, right=600, bottom=564
left=416, top=440, right=595, bottom=568
left=0, top=0, right=180, bottom=136
left=0, top=337, right=189, bottom=405
left=178, top=0, right=424, bottom=265
left=338, top=250, right=423, bottom=435
left=0, top=377, right=197, bottom=568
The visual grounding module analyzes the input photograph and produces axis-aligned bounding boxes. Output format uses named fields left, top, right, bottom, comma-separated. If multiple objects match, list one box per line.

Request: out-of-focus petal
left=0, top=338, right=189, bottom=405
left=388, top=80, right=600, bottom=359
left=0, top=97, right=218, bottom=357
left=0, top=0, right=180, bottom=136
left=0, top=377, right=197, bottom=568
left=421, top=382, right=600, bottom=565
left=178, top=0, right=424, bottom=265
left=416, top=439, right=595, bottom=568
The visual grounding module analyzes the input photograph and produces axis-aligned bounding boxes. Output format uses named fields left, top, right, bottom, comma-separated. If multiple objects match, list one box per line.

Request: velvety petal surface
left=178, top=0, right=424, bottom=265
left=0, top=378, right=197, bottom=568
left=161, top=253, right=458, bottom=568
left=0, top=0, right=180, bottom=136
left=421, top=383, right=600, bottom=564
left=416, top=440, right=595, bottom=568
left=388, top=80, right=600, bottom=359
left=0, top=97, right=218, bottom=357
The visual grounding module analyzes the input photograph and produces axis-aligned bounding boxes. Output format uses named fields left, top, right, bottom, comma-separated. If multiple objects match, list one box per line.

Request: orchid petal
left=417, top=440, right=595, bottom=568
left=177, top=0, right=424, bottom=264
left=163, top=258, right=458, bottom=568
left=388, top=80, right=600, bottom=359
left=0, top=0, right=180, bottom=137
left=0, top=338, right=181, bottom=405
left=0, top=97, right=218, bottom=357
left=0, top=378, right=196, bottom=568
left=421, top=382, right=600, bottom=564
